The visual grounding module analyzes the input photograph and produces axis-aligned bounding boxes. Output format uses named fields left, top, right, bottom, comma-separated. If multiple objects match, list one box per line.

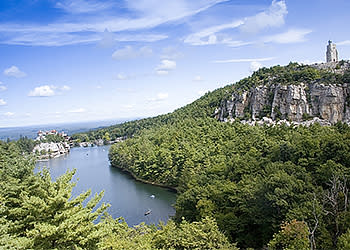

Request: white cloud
left=148, top=92, right=169, bottom=102
left=0, top=86, right=7, bottom=91
left=156, top=70, right=169, bottom=76
left=240, top=0, right=288, bottom=33
left=28, top=85, right=55, bottom=97
left=112, top=46, right=153, bottom=60
left=184, top=0, right=287, bottom=46
left=250, top=61, right=263, bottom=72
left=338, top=40, right=350, bottom=46
left=113, top=34, right=168, bottom=43
left=126, top=0, right=228, bottom=23
left=155, top=59, right=176, bottom=75
left=264, top=29, right=312, bottom=44
left=2, top=32, right=167, bottom=47
left=61, top=85, right=71, bottom=91
left=213, top=57, right=275, bottom=63
left=184, top=20, right=245, bottom=46
left=0, top=99, right=6, bottom=105
left=158, top=60, right=176, bottom=70
left=0, top=1, right=225, bottom=46
left=68, top=108, right=86, bottom=113
left=193, top=76, right=203, bottom=81
left=28, top=85, right=70, bottom=97
left=4, top=66, right=26, bottom=78
left=112, top=46, right=135, bottom=60
left=161, top=46, right=184, bottom=59
left=55, top=0, right=114, bottom=14
left=0, top=81, right=2, bottom=84
left=4, top=112, right=14, bottom=117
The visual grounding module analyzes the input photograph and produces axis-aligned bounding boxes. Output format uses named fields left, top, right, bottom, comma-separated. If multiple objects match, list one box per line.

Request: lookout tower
left=326, top=40, right=339, bottom=62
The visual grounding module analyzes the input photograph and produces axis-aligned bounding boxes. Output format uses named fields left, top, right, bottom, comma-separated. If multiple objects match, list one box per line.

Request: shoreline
left=35, top=144, right=177, bottom=193
left=111, top=164, right=178, bottom=193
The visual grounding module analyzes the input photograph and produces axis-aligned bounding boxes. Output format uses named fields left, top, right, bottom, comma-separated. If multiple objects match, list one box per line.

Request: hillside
left=72, top=84, right=231, bottom=141
left=106, top=60, right=350, bottom=249
left=216, top=61, right=350, bottom=124
left=73, top=61, right=350, bottom=142
left=110, top=117, right=350, bottom=249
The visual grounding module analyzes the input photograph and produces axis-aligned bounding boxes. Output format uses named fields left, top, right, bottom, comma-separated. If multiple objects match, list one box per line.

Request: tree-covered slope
left=72, top=84, right=232, bottom=142
left=0, top=141, right=235, bottom=249
left=73, top=61, right=350, bottom=142
left=107, top=60, right=350, bottom=248
left=81, top=61, right=350, bottom=248
left=109, top=118, right=350, bottom=249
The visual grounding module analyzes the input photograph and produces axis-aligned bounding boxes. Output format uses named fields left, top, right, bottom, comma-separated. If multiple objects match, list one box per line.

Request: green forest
left=109, top=118, right=350, bottom=249
left=3, top=62, right=350, bottom=249
left=108, top=62, right=350, bottom=249
left=0, top=141, right=235, bottom=249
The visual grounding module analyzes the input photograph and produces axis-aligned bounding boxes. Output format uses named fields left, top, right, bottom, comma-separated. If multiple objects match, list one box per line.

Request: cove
left=36, top=145, right=176, bottom=226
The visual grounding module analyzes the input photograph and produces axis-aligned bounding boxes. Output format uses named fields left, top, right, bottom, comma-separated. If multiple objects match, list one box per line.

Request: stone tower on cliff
left=326, top=40, right=339, bottom=62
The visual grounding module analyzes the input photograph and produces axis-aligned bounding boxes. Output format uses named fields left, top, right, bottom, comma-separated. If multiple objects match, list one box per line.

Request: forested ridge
left=106, top=62, right=350, bottom=249
left=73, top=61, right=350, bottom=142
left=72, top=83, right=231, bottom=142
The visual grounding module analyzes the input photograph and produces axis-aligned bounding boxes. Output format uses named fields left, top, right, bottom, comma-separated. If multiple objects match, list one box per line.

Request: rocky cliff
left=215, top=61, right=350, bottom=124
left=33, top=142, right=70, bottom=159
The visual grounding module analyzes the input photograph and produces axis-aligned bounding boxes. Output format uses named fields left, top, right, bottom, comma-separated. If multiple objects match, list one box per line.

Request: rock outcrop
left=33, top=142, right=70, bottom=159
left=215, top=61, right=350, bottom=124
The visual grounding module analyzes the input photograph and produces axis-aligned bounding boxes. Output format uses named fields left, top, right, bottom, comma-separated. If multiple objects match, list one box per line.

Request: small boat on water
left=150, top=195, right=155, bottom=199
left=37, top=159, right=49, bottom=162
left=144, top=209, right=152, bottom=216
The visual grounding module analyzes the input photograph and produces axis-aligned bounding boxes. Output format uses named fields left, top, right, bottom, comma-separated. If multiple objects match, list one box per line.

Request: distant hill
left=0, top=118, right=137, bottom=141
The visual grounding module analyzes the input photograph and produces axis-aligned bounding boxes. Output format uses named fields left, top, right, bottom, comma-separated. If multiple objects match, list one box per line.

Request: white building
left=326, top=40, right=339, bottom=62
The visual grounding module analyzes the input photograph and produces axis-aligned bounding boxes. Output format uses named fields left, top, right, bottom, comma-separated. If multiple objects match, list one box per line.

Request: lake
left=36, top=145, right=176, bottom=226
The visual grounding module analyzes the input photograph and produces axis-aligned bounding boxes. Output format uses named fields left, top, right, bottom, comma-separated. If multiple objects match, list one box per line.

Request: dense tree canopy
left=71, top=61, right=350, bottom=249
left=0, top=141, right=234, bottom=249
left=109, top=119, right=350, bottom=249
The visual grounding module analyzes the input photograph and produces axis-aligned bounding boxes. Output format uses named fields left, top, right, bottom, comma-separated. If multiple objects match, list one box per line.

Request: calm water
left=36, top=145, right=176, bottom=226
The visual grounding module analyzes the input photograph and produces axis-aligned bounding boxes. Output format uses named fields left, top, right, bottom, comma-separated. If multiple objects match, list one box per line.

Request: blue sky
left=0, top=0, right=349, bottom=127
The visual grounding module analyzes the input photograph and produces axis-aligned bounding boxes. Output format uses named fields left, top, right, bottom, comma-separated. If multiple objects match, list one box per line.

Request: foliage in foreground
left=109, top=119, right=350, bottom=249
left=0, top=141, right=234, bottom=249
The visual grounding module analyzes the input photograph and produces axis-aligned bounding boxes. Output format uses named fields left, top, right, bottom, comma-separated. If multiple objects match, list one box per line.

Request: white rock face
left=216, top=82, right=350, bottom=124
left=33, top=142, right=70, bottom=159
left=215, top=61, right=350, bottom=124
